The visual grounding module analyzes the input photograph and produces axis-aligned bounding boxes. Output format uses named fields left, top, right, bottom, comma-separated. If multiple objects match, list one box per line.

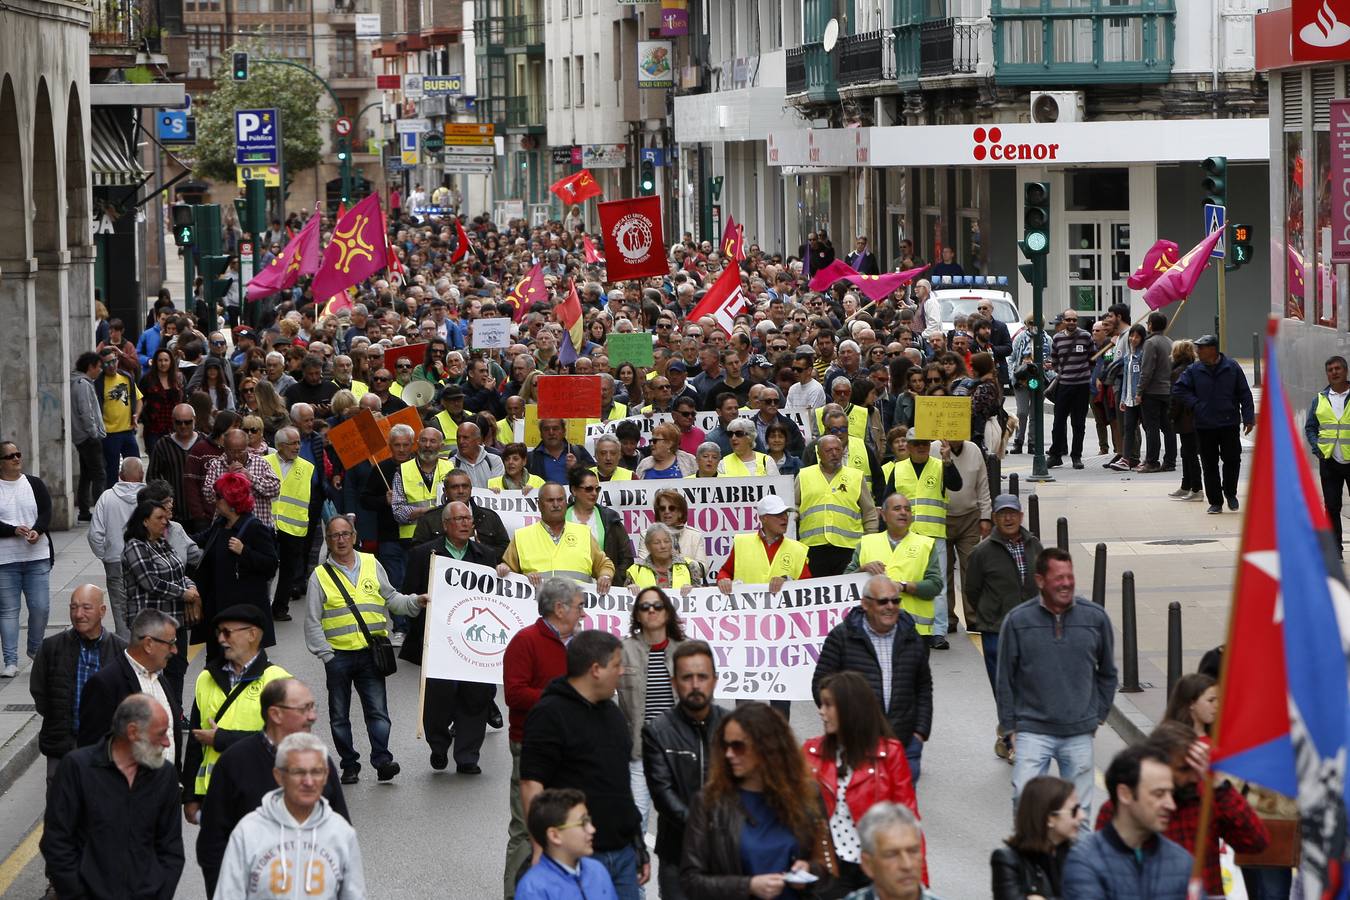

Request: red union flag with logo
left=597, top=196, right=667, bottom=281
left=1294, top=0, right=1350, bottom=61
left=686, top=262, right=747, bottom=336
left=549, top=169, right=604, bottom=206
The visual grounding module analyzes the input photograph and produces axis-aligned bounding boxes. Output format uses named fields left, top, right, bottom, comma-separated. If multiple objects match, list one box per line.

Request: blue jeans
left=980, top=631, right=999, bottom=692
left=930, top=539, right=948, bottom=635
left=905, top=734, right=924, bottom=783
left=0, top=558, right=51, bottom=666
left=377, top=541, right=409, bottom=632
left=324, top=648, right=393, bottom=771
left=1012, top=731, right=1095, bottom=831
left=593, top=845, right=640, bottom=900
left=101, top=431, right=139, bottom=488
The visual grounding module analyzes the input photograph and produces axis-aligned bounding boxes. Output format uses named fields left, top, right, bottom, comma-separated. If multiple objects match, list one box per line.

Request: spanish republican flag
left=245, top=210, right=320, bottom=302
left=311, top=194, right=388, bottom=303
left=556, top=280, right=585, bottom=364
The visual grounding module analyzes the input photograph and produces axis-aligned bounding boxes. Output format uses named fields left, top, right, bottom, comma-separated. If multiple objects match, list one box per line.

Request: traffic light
left=639, top=159, right=656, bottom=196
left=336, top=138, right=350, bottom=164
left=171, top=204, right=195, bottom=247
left=232, top=51, right=249, bottom=82
left=1230, top=222, right=1254, bottom=268
left=244, top=178, right=267, bottom=234
left=1202, top=156, right=1227, bottom=208
left=1017, top=181, right=1050, bottom=289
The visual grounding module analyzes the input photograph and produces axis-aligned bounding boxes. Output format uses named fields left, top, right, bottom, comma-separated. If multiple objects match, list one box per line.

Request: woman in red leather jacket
left=803, top=671, right=922, bottom=892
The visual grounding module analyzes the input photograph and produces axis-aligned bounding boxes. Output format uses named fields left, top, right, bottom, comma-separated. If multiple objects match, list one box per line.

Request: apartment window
left=593, top=52, right=600, bottom=105
left=548, top=59, right=554, bottom=108
left=991, top=0, right=1174, bottom=84
left=334, top=31, right=357, bottom=76
left=561, top=0, right=568, bottom=19
left=575, top=55, right=584, bottom=106
left=562, top=57, right=571, bottom=107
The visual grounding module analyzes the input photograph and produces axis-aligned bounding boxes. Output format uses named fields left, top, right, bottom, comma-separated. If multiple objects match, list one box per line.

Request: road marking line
left=0, top=824, right=42, bottom=895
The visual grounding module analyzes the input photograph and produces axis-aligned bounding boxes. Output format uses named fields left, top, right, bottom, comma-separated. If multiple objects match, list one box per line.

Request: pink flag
left=245, top=210, right=321, bottom=302
left=842, top=265, right=931, bottom=303
left=808, top=259, right=861, bottom=291
left=1142, top=229, right=1223, bottom=311
left=1127, top=239, right=1181, bottom=291
left=311, top=194, right=389, bottom=304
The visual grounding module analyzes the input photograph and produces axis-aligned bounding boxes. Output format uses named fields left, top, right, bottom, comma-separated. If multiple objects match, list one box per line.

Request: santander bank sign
left=1293, top=0, right=1350, bottom=61
left=971, top=126, right=1060, bottom=162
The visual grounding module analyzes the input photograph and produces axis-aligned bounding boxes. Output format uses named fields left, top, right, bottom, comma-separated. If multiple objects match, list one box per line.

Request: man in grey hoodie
left=71, top=352, right=107, bottom=522
left=214, top=732, right=366, bottom=900
left=86, top=457, right=145, bottom=639
left=1135, top=311, right=1176, bottom=473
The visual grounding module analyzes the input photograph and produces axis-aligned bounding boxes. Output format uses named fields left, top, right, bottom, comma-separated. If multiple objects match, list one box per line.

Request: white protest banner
left=425, top=557, right=868, bottom=699
left=582, top=413, right=671, bottom=453
left=692, top=407, right=815, bottom=438
left=473, top=474, right=796, bottom=574
left=471, top=317, right=510, bottom=349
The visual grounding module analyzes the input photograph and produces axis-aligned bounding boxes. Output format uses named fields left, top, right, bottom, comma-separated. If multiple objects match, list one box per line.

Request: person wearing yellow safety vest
left=267, top=426, right=314, bottom=622
left=490, top=442, right=547, bottom=493
left=886, top=429, right=964, bottom=650
left=814, top=376, right=871, bottom=445
left=591, top=435, right=635, bottom=482
left=625, top=522, right=701, bottom=594
left=392, top=427, right=454, bottom=543
left=804, top=407, right=887, bottom=504
left=433, top=383, right=469, bottom=449
left=716, top=494, right=812, bottom=595
left=498, top=395, right=527, bottom=447
left=596, top=374, right=628, bottom=423
left=567, top=468, right=633, bottom=578
left=496, top=483, right=615, bottom=593
left=1307, top=354, right=1350, bottom=558
left=332, top=355, right=368, bottom=400
left=182, top=604, right=290, bottom=826
left=717, top=419, right=780, bottom=477
left=303, top=515, right=428, bottom=785
left=846, top=494, right=943, bottom=639
left=796, top=434, right=878, bottom=578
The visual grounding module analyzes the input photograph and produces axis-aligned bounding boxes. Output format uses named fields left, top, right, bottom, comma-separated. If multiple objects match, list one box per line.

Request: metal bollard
left=1120, top=572, right=1142, bottom=693
left=1028, top=493, right=1041, bottom=537
left=1091, top=542, right=1107, bottom=605
left=1008, top=473, right=1019, bottom=498
left=986, top=454, right=1002, bottom=506
left=1056, top=517, right=1069, bottom=552
left=1253, top=332, right=1262, bottom=388
left=1167, top=601, right=1183, bottom=697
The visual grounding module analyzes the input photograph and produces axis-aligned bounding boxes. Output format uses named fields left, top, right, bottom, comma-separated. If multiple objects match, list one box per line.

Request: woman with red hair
left=191, top=470, right=278, bottom=656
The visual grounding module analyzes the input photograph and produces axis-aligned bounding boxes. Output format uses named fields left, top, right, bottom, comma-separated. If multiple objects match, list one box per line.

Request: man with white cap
left=716, top=494, right=810, bottom=595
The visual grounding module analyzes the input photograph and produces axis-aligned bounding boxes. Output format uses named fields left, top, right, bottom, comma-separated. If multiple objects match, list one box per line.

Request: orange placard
left=372, top=405, right=426, bottom=463
left=328, top=411, right=379, bottom=469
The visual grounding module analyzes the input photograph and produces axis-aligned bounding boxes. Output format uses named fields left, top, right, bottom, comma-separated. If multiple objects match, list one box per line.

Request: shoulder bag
left=322, top=563, right=398, bottom=676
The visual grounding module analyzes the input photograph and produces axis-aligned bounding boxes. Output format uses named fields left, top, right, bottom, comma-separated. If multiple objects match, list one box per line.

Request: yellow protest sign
left=914, top=396, right=972, bottom=442
left=524, top=405, right=587, bottom=447
left=236, top=165, right=280, bottom=187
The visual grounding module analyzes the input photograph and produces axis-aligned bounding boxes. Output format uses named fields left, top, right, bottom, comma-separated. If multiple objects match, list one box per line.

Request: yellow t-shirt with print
left=101, top=373, right=139, bottom=434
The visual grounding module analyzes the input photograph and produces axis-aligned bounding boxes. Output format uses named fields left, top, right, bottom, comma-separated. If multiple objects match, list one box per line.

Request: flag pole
left=1183, top=315, right=1275, bottom=898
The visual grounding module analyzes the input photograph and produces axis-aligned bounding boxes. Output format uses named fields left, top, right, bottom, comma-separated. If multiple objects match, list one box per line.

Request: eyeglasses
left=762, top=398, right=780, bottom=405
left=574, top=484, right=599, bottom=492
left=276, top=702, right=318, bottom=714
left=280, top=767, right=328, bottom=779
left=373, top=375, right=391, bottom=382
left=241, top=387, right=255, bottom=394
left=0, top=452, right=20, bottom=461
left=396, top=363, right=413, bottom=370
left=724, top=739, right=751, bottom=756
left=636, top=602, right=665, bottom=613
left=792, top=366, right=808, bottom=373
left=216, top=625, right=259, bottom=639
left=828, top=426, right=849, bottom=435
left=673, top=409, right=692, bottom=416
left=925, top=376, right=942, bottom=383
left=243, top=427, right=261, bottom=434
left=328, top=530, right=355, bottom=540
left=173, top=418, right=196, bottom=426
left=556, top=815, right=593, bottom=831
left=145, top=634, right=177, bottom=647
left=862, top=594, right=900, bottom=606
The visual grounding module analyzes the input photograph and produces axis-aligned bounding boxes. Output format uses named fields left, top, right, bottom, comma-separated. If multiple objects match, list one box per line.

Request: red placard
left=536, top=375, right=601, bottom=420
left=377, top=74, right=401, bottom=89
left=597, top=196, right=667, bottom=282
left=386, top=342, right=428, bottom=370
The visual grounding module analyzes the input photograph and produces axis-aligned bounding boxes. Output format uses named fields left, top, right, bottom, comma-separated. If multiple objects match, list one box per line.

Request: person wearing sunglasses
left=991, top=775, right=1082, bottom=900
left=813, top=573, right=933, bottom=783
left=787, top=350, right=827, bottom=409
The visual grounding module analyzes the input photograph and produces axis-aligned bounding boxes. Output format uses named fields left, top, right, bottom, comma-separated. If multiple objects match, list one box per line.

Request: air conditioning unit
left=1030, top=91, right=1084, bottom=124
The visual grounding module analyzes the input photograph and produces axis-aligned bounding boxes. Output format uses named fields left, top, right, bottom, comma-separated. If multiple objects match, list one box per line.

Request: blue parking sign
left=235, top=108, right=279, bottom=165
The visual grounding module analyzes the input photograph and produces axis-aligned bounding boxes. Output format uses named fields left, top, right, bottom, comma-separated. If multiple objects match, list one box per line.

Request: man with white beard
left=41, top=694, right=185, bottom=897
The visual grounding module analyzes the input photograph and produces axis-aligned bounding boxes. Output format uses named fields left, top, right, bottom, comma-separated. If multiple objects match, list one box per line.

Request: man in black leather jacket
left=641, top=641, right=727, bottom=900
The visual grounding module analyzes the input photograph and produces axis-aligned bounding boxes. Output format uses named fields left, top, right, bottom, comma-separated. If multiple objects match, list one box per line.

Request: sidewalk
left=0, top=528, right=106, bottom=794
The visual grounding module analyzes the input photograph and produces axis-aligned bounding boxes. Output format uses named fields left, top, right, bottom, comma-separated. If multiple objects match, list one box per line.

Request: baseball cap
left=904, top=428, right=931, bottom=443
left=668, top=360, right=688, bottom=373
left=749, top=354, right=772, bottom=369
left=235, top=326, right=257, bottom=341
left=757, top=495, right=790, bottom=517
left=993, top=494, right=1022, bottom=514
left=1194, top=334, right=1219, bottom=348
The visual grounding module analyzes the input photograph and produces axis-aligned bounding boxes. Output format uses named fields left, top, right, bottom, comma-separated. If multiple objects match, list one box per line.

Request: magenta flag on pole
left=1142, top=228, right=1224, bottom=311
left=245, top=210, right=321, bottom=302
left=1126, top=239, right=1180, bottom=291
left=809, top=260, right=929, bottom=302
left=311, top=194, right=388, bottom=304
left=808, top=259, right=860, bottom=291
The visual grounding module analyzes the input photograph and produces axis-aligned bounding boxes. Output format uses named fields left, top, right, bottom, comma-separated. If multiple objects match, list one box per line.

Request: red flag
left=1126, top=239, right=1181, bottom=291
left=550, top=169, right=604, bottom=205
left=808, top=259, right=862, bottom=292
left=451, top=217, right=472, bottom=264
left=557, top=281, right=585, bottom=365
left=686, top=264, right=747, bottom=336
left=336, top=201, right=347, bottom=222
left=597, top=196, right=667, bottom=281
left=721, top=215, right=745, bottom=263
left=1142, top=228, right=1223, bottom=311
left=583, top=234, right=604, bottom=264
left=841, top=265, right=931, bottom=303
left=504, top=262, right=547, bottom=323
left=311, top=194, right=389, bottom=303
left=246, top=210, right=321, bottom=302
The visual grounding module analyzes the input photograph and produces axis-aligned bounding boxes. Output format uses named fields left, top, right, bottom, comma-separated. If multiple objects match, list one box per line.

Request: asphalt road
left=0, top=619, right=1127, bottom=899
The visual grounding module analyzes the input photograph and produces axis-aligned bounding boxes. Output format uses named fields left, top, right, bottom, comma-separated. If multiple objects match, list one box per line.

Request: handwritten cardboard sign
left=914, top=396, right=972, bottom=442
left=606, top=333, right=654, bottom=368
left=372, top=405, right=426, bottom=463
left=328, top=410, right=381, bottom=469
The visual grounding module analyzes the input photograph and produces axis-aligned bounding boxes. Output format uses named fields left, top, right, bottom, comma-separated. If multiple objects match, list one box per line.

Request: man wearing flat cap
left=182, top=603, right=290, bottom=828
left=1172, top=334, right=1255, bottom=515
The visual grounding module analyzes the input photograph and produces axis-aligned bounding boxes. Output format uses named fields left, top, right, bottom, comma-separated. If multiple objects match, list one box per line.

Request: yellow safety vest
left=627, top=562, right=692, bottom=589
left=514, top=521, right=595, bottom=582
left=398, top=457, right=452, bottom=539
left=857, top=531, right=937, bottom=635
left=497, top=418, right=522, bottom=446
left=594, top=466, right=634, bottom=482
left=265, top=453, right=314, bottom=537
left=815, top=404, right=869, bottom=443
left=339, top=380, right=368, bottom=401
left=599, top=403, right=628, bottom=422
left=315, top=553, right=391, bottom=650
left=719, top=452, right=771, bottom=477
left=890, top=456, right=948, bottom=538
left=192, top=662, right=290, bottom=794
left=1316, top=393, right=1350, bottom=460
left=731, top=533, right=808, bottom=583
left=434, top=410, right=460, bottom=444
left=390, top=380, right=405, bottom=399
left=798, top=465, right=865, bottom=549
left=488, top=473, right=546, bottom=491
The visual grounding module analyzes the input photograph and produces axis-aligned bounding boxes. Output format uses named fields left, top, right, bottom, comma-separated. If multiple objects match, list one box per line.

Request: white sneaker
left=1167, top=488, right=1190, bottom=499
left=389, top=632, right=405, bottom=649
left=1, top=665, right=18, bottom=678
left=1185, top=490, right=1205, bottom=501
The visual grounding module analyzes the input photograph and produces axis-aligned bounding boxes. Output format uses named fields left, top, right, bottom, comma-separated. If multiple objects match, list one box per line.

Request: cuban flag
left=1210, top=317, right=1350, bottom=899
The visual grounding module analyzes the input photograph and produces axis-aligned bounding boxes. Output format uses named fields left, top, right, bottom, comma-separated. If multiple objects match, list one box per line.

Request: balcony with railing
left=90, top=0, right=147, bottom=56
left=786, top=43, right=837, bottom=103
left=477, top=97, right=505, bottom=125
left=328, top=51, right=374, bottom=88
left=786, top=46, right=806, bottom=95
left=474, top=15, right=505, bottom=52
left=897, top=16, right=990, bottom=86
left=505, top=94, right=545, bottom=132
left=837, top=29, right=896, bottom=89
left=504, top=16, right=543, bottom=52
left=990, top=0, right=1174, bottom=85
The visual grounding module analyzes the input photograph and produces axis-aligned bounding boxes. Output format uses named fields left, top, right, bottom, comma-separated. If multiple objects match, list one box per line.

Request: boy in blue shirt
left=516, top=788, right=618, bottom=900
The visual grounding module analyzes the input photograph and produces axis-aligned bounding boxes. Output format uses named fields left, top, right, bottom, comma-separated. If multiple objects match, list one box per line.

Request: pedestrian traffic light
left=1202, top=156, right=1227, bottom=208
left=232, top=52, right=249, bottom=82
left=201, top=254, right=234, bottom=302
left=1230, top=222, right=1254, bottom=267
left=171, top=204, right=195, bottom=247
left=639, top=159, right=656, bottom=196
